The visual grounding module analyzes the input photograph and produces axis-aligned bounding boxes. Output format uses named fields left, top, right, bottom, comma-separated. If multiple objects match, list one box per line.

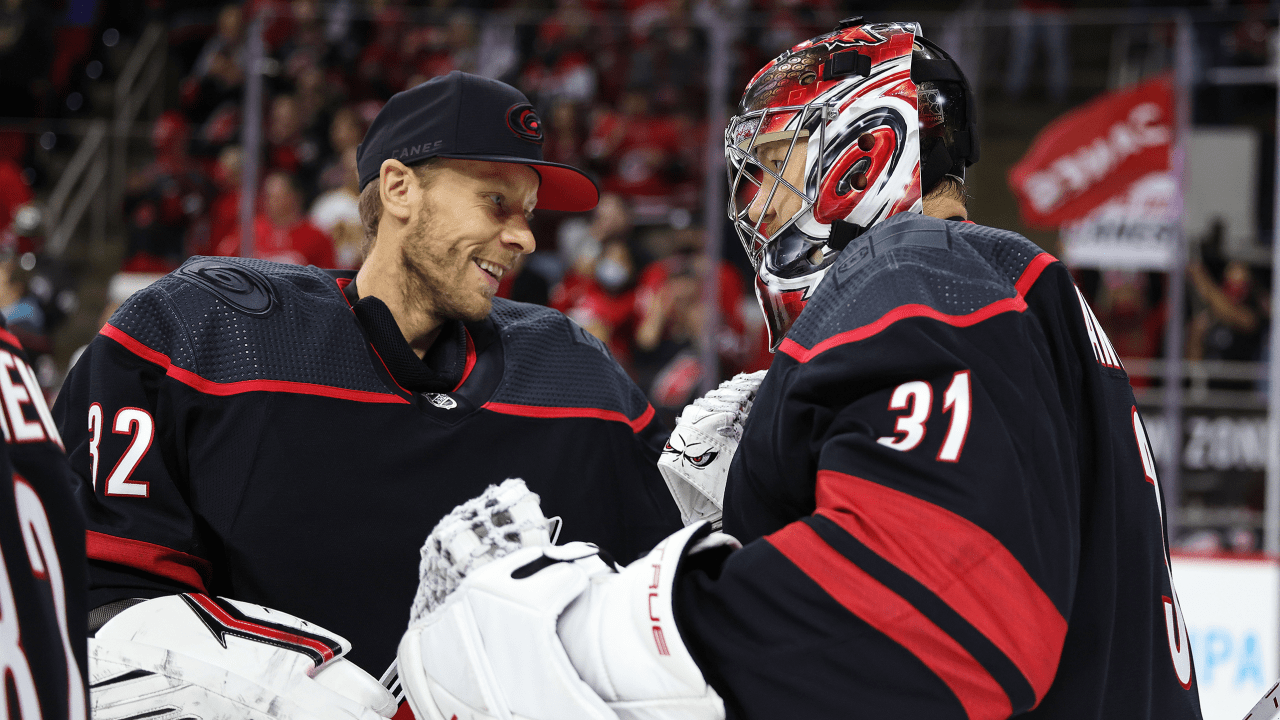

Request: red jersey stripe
left=767, top=522, right=1012, bottom=720
left=815, top=470, right=1066, bottom=704
left=86, top=530, right=211, bottom=592
left=101, top=323, right=410, bottom=405
left=482, top=401, right=655, bottom=433
left=778, top=252, right=1058, bottom=363
left=0, top=327, right=24, bottom=351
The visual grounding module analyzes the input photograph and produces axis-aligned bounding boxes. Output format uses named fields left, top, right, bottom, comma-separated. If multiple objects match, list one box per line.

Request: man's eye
left=489, top=194, right=504, bottom=207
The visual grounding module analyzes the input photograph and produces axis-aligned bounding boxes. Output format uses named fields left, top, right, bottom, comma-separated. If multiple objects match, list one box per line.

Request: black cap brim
left=438, top=154, right=600, bottom=212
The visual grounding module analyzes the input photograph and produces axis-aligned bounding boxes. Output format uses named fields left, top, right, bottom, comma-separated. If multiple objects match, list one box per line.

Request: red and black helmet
left=725, top=19, right=979, bottom=349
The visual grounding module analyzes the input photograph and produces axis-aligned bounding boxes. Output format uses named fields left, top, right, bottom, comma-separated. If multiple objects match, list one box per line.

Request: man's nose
left=747, top=177, right=778, bottom=227
left=502, top=219, right=536, bottom=255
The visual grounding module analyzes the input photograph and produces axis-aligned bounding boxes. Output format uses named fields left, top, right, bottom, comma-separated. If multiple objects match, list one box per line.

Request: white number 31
left=877, top=371, right=972, bottom=462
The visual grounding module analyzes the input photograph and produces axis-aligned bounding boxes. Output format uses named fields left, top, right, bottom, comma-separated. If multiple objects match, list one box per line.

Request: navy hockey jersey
left=54, top=256, right=680, bottom=673
left=0, top=320, right=89, bottom=718
left=676, top=214, right=1203, bottom=719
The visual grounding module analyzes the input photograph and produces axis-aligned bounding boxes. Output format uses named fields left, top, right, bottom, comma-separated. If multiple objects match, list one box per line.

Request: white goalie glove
left=409, top=477, right=560, bottom=623
left=398, top=521, right=737, bottom=720
left=91, top=594, right=397, bottom=720
left=659, top=370, right=767, bottom=527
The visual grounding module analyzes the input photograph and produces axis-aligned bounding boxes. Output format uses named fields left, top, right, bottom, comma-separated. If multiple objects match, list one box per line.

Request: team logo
left=662, top=430, right=720, bottom=469
left=506, top=103, right=544, bottom=144
left=423, top=393, right=457, bottom=410
left=176, top=258, right=278, bottom=317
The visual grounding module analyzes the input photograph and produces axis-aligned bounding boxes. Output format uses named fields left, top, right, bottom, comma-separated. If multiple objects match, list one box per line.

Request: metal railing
left=42, top=120, right=108, bottom=258
left=111, top=22, right=166, bottom=215
left=1125, top=358, right=1270, bottom=410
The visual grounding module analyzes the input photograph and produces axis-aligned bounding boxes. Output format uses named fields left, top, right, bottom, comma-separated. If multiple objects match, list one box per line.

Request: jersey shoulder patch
left=488, top=298, right=651, bottom=421
left=787, top=214, right=1050, bottom=350
left=103, top=257, right=390, bottom=393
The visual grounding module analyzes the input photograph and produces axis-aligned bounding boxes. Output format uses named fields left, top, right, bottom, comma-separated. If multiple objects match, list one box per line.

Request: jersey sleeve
left=53, top=303, right=213, bottom=609
left=0, top=323, right=90, bottom=715
left=677, top=297, right=1082, bottom=719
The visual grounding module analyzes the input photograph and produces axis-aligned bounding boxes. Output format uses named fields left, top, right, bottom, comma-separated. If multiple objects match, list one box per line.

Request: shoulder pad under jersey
left=488, top=298, right=651, bottom=422
left=787, top=213, right=1050, bottom=349
left=103, top=256, right=390, bottom=394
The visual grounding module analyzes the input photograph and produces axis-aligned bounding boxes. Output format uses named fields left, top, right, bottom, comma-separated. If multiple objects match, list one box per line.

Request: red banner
left=1008, top=74, right=1174, bottom=229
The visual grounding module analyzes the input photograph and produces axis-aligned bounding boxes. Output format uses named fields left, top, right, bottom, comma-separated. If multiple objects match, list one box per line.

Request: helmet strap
left=827, top=219, right=865, bottom=252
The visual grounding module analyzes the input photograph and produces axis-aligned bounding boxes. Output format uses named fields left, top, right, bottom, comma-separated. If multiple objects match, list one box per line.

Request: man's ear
left=380, top=159, right=416, bottom=223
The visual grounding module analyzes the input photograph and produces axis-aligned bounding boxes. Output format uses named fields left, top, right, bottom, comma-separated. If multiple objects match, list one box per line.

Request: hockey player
left=55, top=72, right=681, bottom=717
left=396, top=20, right=1205, bottom=720
left=0, top=317, right=89, bottom=719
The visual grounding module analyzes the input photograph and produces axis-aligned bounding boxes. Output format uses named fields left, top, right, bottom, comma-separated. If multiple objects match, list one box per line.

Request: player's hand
left=90, top=594, right=397, bottom=720
left=398, top=521, right=735, bottom=720
left=659, top=370, right=767, bottom=526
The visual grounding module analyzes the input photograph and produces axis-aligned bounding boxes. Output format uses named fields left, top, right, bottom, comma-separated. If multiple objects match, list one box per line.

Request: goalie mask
left=726, top=19, right=979, bottom=350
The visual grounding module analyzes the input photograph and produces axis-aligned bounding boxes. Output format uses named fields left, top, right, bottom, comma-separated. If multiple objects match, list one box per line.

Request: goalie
left=397, top=19, right=1204, bottom=720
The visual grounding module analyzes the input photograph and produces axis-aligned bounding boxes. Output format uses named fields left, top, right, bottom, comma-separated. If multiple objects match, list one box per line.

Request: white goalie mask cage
left=725, top=19, right=978, bottom=350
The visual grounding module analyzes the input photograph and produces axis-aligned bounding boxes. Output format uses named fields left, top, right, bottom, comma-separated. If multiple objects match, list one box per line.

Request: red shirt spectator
left=586, top=92, right=682, bottom=198
left=0, top=158, right=32, bottom=232
left=216, top=215, right=335, bottom=268
left=215, top=172, right=335, bottom=268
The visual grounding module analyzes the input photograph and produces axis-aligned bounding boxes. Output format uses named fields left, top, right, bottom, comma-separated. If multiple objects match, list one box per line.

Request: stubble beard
left=399, top=208, right=492, bottom=324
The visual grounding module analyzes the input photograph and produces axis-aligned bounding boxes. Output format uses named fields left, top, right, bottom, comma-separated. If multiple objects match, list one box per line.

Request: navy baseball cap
left=356, top=72, right=599, bottom=212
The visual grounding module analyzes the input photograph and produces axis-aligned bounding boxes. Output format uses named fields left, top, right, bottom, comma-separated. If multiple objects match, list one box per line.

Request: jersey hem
left=86, top=530, right=211, bottom=592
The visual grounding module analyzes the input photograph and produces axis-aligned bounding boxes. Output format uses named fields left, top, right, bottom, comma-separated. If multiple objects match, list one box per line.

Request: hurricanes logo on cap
left=507, top=103, right=544, bottom=144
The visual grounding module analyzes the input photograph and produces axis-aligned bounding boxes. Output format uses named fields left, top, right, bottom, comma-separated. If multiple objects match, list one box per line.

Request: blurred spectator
left=266, top=94, right=321, bottom=179
left=1093, top=270, right=1165, bottom=386
left=0, top=152, right=32, bottom=233
left=192, top=5, right=246, bottom=83
left=0, top=0, right=54, bottom=117
left=0, top=249, right=44, bottom=341
left=355, top=1, right=410, bottom=100
left=1187, top=259, right=1268, bottom=378
left=561, top=237, right=641, bottom=363
left=633, top=261, right=704, bottom=422
left=542, top=100, right=587, bottom=169
left=585, top=90, right=684, bottom=217
left=553, top=192, right=633, bottom=308
left=636, top=228, right=749, bottom=373
left=522, top=0, right=598, bottom=109
left=318, top=106, right=365, bottom=192
left=182, top=5, right=247, bottom=130
left=309, top=147, right=361, bottom=269
left=216, top=171, right=334, bottom=268
left=206, top=145, right=244, bottom=257
left=279, top=0, right=329, bottom=83
left=123, top=112, right=217, bottom=272
left=1005, top=0, right=1072, bottom=104
left=245, top=0, right=295, bottom=53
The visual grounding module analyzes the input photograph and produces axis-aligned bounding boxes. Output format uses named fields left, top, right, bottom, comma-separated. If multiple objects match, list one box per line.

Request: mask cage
left=724, top=100, right=834, bottom=271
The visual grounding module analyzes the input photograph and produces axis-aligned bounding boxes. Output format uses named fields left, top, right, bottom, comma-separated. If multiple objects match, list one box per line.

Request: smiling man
left=55, top=72, right=681, bottom=719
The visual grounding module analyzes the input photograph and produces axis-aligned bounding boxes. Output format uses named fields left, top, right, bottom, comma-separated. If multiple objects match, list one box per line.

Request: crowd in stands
left=112, top=0, right=828, bottom=408
left=0, top=0, right=1276, bottom=414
